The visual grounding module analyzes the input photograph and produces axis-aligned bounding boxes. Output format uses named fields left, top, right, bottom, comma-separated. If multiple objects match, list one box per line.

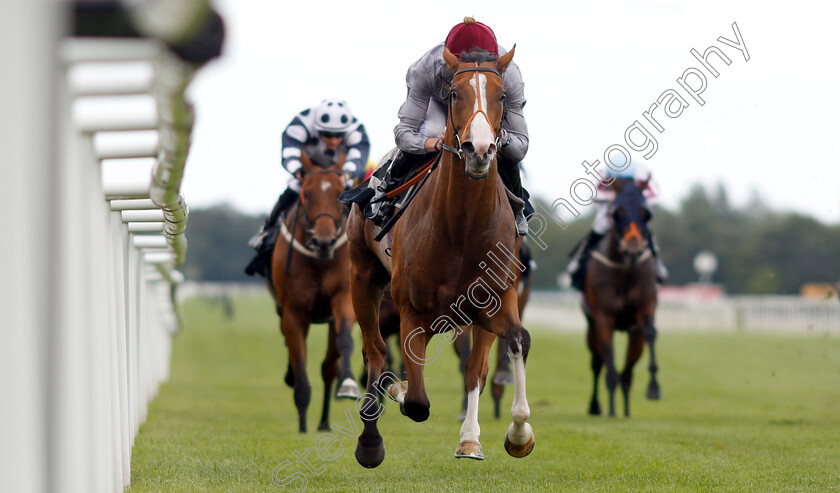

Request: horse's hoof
left=492, top=369, right=514, bottom=386
left=504, top=432, right=534, bottom=458
left=317, top=422, right=330, bottom=432
left=284, top=368, right=294, bottom=388
left=588, top=402, right=602, bottom=416
left=457, top=408, right=467, bottom=422
left=454, top=440, right=484, bottom=460
left=402, top=399, right=430, bottom=423
left=335, top=378, right=362, bottom=400
left=646, top=386, right=662, bottom=400
left=355, top=440, right=385, bottom=469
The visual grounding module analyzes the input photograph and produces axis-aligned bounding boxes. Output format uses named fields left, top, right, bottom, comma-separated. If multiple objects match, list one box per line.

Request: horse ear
left=638, top=174, right=652, bottom=192
left=443, top=46, right=460, bottom=73
left=497, top=44, right=515, bottom=73
left=333, top=153, right=347, bottom=171
left=299, top=152, right=314, bottom=175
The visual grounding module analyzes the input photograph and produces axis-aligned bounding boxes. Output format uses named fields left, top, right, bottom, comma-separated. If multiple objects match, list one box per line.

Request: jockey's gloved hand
left=342, top=162, right=358, bottom=188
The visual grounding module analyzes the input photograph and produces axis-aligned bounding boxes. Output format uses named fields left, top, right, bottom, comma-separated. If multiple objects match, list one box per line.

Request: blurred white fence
left=0, top=2, right=214, bottom=492
left=524, top=292, right=840, bottom=334
left=179, top=284, right=840, bottom=335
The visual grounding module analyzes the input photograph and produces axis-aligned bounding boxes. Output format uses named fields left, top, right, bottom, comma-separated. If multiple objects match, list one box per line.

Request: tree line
left=180, top=184, right=839, bottom=294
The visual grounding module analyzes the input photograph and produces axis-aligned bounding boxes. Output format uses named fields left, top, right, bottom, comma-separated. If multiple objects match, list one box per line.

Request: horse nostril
left=461, top=142, right=475, bottom=155
left=487, top=143, right=497, bottom=156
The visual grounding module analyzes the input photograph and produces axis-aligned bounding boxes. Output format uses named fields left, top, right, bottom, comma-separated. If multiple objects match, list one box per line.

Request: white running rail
left=0, top=1, right=218, bottom=491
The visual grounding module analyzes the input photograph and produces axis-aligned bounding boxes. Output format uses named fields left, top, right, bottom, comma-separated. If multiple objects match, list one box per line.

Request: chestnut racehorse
left=268, top=153, right=360, bottom=433
left=456, top=241, right=533, bottom=420
left=583, top=178, right=661, bottom=417
left=346, top=47, right=534, bottom=467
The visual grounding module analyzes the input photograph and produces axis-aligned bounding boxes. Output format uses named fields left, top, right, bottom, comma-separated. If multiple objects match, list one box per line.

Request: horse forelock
left=458, top=49, right=498, bottom=64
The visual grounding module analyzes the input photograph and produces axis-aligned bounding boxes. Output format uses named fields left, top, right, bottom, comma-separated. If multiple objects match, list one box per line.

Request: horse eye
left=500, top=93, right=506, bottom=101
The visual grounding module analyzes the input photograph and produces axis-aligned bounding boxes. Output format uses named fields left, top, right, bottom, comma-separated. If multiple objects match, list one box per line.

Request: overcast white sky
left=181, top=0, right=840, bottom=224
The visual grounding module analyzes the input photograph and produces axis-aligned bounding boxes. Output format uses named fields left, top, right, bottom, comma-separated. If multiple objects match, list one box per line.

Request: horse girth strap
left=592, top=249, right=653, bottom=270
left=279, top=214, right=348, bottom=259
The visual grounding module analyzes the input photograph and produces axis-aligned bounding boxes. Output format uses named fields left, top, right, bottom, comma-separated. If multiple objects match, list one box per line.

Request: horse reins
left=283, top=168, right=348, bottom=272
left=442, top=64, right=504, bottom=160
left=593, top=220, right=653, bottom=271
left=370, top=64, right=504, bottom=243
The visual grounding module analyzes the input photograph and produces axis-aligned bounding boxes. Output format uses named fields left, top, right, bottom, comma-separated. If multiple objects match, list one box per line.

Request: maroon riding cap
left=445, top=17, right=498, bottom=58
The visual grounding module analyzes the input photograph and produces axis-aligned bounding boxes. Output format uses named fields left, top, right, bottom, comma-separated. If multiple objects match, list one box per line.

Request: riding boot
left=365, top=150, right=430, bottom=225
left=498, top=155, right=533, bottom=236
left=648, top=232, right=669, bottom=283
left=248, top=188, right=299, bottom=249
left=568, top=231, right=605, bottom=291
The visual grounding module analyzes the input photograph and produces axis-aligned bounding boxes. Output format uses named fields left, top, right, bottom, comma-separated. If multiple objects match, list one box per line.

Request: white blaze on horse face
left=320, top=181, right=332, bottom=192
left=466, top=74, right=495, bottom=160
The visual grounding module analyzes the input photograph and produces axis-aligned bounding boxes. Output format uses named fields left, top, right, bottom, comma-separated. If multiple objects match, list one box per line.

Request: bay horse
left=268, top=153, right=360, bottom=433
left=583, top=178, right=661, bottom=418
left=346, top=46, right=534, bottom=467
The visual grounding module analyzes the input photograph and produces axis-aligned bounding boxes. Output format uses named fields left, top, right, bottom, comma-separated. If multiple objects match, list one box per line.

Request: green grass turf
left=129, top=294, right=840, bottom=492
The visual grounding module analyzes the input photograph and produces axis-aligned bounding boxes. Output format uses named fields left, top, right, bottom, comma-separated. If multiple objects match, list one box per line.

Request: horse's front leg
left=349, top=261, right=387, bottom=468
left=642, top=313, right=661, bottom=400
left=395, top=310, right=434, bottom=423
left=281, top=306, right=312, bottom=433
left=333, top=295, right=361, bottom=400
left=455, top=328, right=471, bottom=422
left=455, top=326, right=495, bottom=460
left=586, top=315, right=603, bottom=416
left=621, top=328, right=645, bottom=417
left=318, top=322, right=340, bottom=431
left=490, top=290, right=534, bottom=458
left=593, top=313, right=619, bottom=417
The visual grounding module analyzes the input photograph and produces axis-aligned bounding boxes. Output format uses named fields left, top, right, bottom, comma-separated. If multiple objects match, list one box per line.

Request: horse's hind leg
left=455, top=326, right=494, bottom=460
left=492, top=337, right=512, bottom=419
left=621, top=329, right=645, bottom=417
left=281, top=307, right=312, bottom=433
left=318, top=322, right=340, bottom=431
left=586, top=322, right=603, bottom=416
left=333, top=296, right=361, bottom=400
left=643, top=314, right=661, bottom=400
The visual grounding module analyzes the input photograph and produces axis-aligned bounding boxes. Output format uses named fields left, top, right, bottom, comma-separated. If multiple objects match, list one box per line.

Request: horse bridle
left=442, top=65, right=505, bottom=160
left=297, top=168, right=347, bottom=241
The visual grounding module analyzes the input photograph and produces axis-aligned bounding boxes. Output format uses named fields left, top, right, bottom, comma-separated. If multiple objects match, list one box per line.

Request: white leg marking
left=459, top=387, right=481, bottom=444
left=507, top=343, right=533, bottom=445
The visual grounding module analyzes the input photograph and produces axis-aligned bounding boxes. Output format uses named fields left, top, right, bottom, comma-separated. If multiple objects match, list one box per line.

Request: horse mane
left=458, top=49, right=498, bottom=64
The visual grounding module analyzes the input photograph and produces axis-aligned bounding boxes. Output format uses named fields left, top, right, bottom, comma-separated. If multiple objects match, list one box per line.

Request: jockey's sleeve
left=499, top=61, right=529, bottom=162
left=343, top=123, right=371, bottom=180
left=280, top=113, right=309, bottom=175
left=394, top=45, right=447, bottom=154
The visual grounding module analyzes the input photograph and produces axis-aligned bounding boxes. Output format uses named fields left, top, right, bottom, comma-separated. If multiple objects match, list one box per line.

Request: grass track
left=129, top=295, right=840, bottom=492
